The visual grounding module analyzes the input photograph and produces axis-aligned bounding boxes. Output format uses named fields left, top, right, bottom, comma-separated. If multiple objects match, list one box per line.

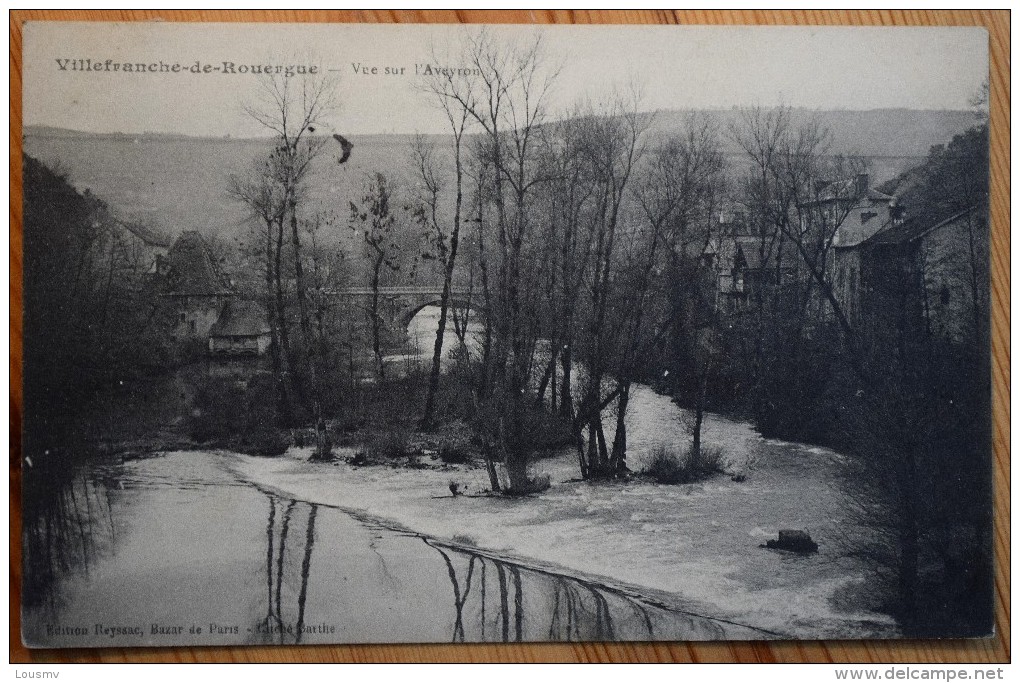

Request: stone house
left=701, top=209, right=799, bottom=315
left=157, top=231, right=234, bottom=346
left=208, top=300, right=272, bottom=356
left=834, top=207, right=987, bottom=344
left=119, top=219, right=172, bottom=274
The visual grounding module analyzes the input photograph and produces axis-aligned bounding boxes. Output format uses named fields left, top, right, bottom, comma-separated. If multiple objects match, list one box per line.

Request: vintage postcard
left=20, top=21, right=991, bottom=647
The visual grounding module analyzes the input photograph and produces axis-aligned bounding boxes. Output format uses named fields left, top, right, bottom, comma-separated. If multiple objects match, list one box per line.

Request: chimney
left=856, top=173, right=869, bottom=197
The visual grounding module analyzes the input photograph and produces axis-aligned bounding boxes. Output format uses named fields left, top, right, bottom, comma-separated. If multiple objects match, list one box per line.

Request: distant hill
left=23, top=129, right=432, bottom=244
left=25, top=125, right=199, bottom=140
left=22, top=108, right=979, bottom=243
left=646, top=108, right=979, bottom=159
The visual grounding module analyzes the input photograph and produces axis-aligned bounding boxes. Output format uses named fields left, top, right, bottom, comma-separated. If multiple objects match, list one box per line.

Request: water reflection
left=22, top=452, right=764, bottom=647
left=21, top=453, right=116, bottom=609
left=256, top=495, right=320, bottom=645
left=424, top=537, right=734, bottom=642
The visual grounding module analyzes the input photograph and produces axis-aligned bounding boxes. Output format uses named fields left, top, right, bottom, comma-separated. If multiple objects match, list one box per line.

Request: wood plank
left=8, top=9, right=1009, bottom=664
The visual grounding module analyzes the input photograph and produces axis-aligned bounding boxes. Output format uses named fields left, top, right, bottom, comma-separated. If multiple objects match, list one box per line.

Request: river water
left=21, top=306, right=857, bottom=646
left=22, top=451, right=769, bottom=648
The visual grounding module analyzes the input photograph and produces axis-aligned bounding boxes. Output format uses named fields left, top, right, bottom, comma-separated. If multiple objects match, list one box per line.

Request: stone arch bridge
left=324, top=286, right=479, bottom=329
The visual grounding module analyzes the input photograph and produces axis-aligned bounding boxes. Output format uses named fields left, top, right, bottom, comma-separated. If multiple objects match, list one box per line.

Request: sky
left=22, top=22, right=989, bottom=136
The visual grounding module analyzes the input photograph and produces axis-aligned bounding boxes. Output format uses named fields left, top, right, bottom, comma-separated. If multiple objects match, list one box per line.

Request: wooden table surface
left=8, top=9, right=1010, bottom=664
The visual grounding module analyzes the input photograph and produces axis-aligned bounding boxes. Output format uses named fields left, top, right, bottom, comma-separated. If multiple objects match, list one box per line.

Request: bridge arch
left=398, top=297, right=477, bottom=330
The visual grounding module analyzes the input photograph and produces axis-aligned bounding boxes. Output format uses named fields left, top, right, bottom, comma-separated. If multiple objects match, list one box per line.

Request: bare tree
left=412, top=67, right=471, bottom=430
left=228, top=156, right=290, bottom=408
left=631, top=115, right=724, bottom=470
left=427, top=30, right=560, bottom=493
left=242, top=65, right=340, bottom=405
left=350, top=173, right=401, bottom=382
left=568, top=92, right=647, bottom=479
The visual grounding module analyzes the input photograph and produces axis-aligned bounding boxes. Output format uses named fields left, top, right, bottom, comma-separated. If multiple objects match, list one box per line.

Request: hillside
left=22, top=108, right=978, bottom=243
left=646, top=108, right=978, bottom=158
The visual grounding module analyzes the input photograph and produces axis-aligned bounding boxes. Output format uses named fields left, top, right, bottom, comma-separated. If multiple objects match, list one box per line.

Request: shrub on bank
left=186, top=377, right=246, bottom=443
left=527, top=410, right=575, bottom=452
left=435, top=420, right=476, bottom=464
left=236, top=428, right=291, bottom=457
left=357, top=429, right=413, bottom=462
left=644, top=443, right=728, bottom=485
left=185, top=373, right=290, bottom=456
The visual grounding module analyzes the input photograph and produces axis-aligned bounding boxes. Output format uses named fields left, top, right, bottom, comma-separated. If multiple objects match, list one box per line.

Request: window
left=189, top=320, right=197, bottom=333
left=940, top=286, right=951, bottom=306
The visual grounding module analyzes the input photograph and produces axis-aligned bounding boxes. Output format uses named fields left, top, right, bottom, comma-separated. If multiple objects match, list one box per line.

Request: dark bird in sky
left=333, top=133, right=354, bottom=164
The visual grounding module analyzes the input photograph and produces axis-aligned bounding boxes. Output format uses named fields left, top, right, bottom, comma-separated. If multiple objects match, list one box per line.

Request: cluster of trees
left=223, top=35, right=729, bottom=490
left=227, top=73, right=360, bottom=458
left=834, top=122, right=991, bottom=636
left=23, top=155, right=174, bottom=443
left=219, top=36, right=989, bottom=631
left=407, top=37, right=990, bottom=631
left=407, top=33, right=731, bottom=491
left=691, top=106, right=990, bottom=633
left=19, top=32, right=990, bottom=636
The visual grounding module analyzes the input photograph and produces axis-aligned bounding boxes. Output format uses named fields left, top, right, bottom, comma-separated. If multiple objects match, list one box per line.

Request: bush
left=358, top=429, right=413, bottom=461
left=527, top=410, right=575, bottom=452
left=237, top=428, right=291, bottom=457
left=185, top=373, right=289, bottom=456
left=504, top=472, right=551, bottom=496
left=186, top=377, right=246, bottom=443
left=435, top=420, right=476, bottom=464
left=644, top=443, right=727, bottom=485
left=695, top=445, right=727, bottom=475
left=645, top=445, right=686, bottom=484
left=439, top=443, right=472, bottom=464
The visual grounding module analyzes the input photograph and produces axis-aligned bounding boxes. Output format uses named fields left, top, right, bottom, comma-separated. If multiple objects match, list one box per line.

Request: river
left=20, top=306, right=880, bottom=646
left=21, top=450, right=773, bottom=648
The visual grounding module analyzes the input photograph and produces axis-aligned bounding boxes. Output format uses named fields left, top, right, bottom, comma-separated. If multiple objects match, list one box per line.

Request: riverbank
left=226, top=389, right=897, bottom=640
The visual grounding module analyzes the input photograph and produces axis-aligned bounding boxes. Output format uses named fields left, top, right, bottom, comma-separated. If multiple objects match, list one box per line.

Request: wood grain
left=8, top=9, right=1009, bottom=664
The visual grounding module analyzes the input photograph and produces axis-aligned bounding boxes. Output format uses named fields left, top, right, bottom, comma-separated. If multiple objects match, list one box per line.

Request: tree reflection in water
left=255, top=490, right=738, bottom=644
left=22, top=456, right=761, bottom=646
left=424, top=537, right=720, bottom=643
left=21, top=452, right=116, bottom=608
left=258, top=495, right=319, bottom=645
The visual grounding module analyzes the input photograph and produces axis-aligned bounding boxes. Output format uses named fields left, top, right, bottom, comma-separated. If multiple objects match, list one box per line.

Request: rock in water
left=763, top=529, right=818, bottom=553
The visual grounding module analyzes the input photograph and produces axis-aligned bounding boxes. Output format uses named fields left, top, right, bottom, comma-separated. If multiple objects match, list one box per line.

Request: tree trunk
left=482, top=451, right=502, bottom=493
left=692, top=364, right=710, bottom=463
left=289, top=190, right=312, bottom=346
left=534, top=350, right=557, bottom=409
left=274, top=215, right=295, bottom=426
left=421, top=125, right=466, bottom=431
left=421, top=280, right=451, bottom=431
left=559, top=343, right=573, bottom=419
left=595, top=420, right=610, bottom=474
left=370, top=253, right=386, bottom=382
left=610, top=381, right=630, bottom=474
left=265, top=219, right=282, bottom=378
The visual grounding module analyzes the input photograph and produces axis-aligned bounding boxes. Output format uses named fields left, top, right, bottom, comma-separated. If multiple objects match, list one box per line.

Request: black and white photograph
left=19, top=21, right=992, bottom=647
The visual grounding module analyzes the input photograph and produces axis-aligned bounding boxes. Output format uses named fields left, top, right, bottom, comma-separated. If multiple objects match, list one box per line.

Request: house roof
left=209, top=300, right=271, bottom=337
left=862, top=207, right=979, bottom=248
left=799, top=176, right=894, bottom=207
left=118, top=220, right=172, bottom=248
left=704, top=233, right=798, bottom=272
left=162, top=231, right=232, bottom=296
